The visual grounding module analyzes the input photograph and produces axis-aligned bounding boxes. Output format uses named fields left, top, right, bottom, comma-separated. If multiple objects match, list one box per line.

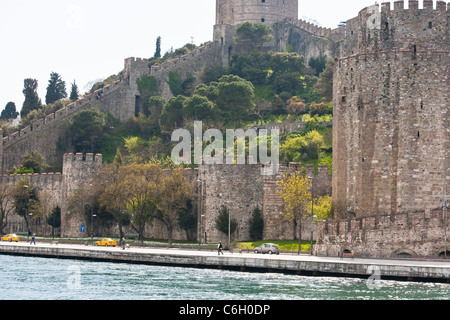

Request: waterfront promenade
left=0, top=242, right=449, bottom=283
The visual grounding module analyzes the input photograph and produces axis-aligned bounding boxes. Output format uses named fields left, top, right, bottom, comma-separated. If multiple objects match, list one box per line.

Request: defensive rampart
left=316, top=208, right=449, bottom=258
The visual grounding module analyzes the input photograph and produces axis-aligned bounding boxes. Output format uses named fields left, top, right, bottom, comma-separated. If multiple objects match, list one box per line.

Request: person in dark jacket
left=218, top=241, right=223, bottom=255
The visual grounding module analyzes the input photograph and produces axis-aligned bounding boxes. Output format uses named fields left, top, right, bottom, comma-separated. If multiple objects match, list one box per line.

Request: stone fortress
left=1, top=0, right=448, bottom=258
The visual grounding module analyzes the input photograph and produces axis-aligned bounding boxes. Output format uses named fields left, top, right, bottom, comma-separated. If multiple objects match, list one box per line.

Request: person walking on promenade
left=218, top=241, right=223, bottom=255
left=30, top=234, right=36, bottom=245
left=121, top=238, right=126, bottom=250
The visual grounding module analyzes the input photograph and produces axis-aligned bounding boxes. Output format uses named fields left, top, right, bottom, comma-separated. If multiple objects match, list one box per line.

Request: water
left=0, top=254, right=448, bottom=300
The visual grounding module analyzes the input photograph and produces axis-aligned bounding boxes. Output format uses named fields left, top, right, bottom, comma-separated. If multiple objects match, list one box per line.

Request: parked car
left=95, top=238, right=117, bottom=247
left=254, top=243, right=280, bottom=255
left=1, top=234, right=20, bottom=242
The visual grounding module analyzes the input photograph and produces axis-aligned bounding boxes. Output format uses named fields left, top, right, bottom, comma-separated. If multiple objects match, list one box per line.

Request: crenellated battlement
left=316, top=208, right=448, bottom=257
left=63, top=152, right=102, bottom=164
left=2, top=78, right=127, bottom=150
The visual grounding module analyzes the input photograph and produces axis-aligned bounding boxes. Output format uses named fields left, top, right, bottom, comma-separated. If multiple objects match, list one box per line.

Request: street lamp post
left=309, top=176, right=315, bottom=256
left=441, top=197, right=449, bottom=259
left=197, top=179, right=203, bottom=250
left=91, top=208, right=97, bottom=246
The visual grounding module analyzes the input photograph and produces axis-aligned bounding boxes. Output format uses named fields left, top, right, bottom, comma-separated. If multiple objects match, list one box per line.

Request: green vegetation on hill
left=11, top=23, right=334, bottom=174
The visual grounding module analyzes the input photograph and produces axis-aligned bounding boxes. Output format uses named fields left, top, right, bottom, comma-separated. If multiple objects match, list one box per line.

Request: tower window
left=262, top=0, right=265, bottom=2
left=261, top=18, right=265, bottom=23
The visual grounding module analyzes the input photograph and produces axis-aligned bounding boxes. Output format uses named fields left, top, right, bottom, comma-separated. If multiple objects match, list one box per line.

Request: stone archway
left=392, top=249, right=418, bottom=258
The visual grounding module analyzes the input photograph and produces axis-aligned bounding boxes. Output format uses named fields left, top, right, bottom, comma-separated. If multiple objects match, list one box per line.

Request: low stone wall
left=315, top=208, right=449, bottom=258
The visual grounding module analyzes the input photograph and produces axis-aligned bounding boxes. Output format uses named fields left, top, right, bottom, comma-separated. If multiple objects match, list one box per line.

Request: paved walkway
left=2, top=241, right=449, bottom=270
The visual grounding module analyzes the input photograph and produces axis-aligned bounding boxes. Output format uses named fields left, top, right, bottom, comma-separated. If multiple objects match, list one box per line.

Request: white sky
left=0, top=0, right=442, bottom=114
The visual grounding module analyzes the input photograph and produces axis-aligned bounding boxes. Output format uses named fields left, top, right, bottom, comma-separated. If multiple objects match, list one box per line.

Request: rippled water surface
left=0, top=255, right=448, bottom=300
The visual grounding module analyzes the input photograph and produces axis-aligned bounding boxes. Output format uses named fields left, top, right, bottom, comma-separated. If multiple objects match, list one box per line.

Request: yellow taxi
left=1, top=234, right=20, bottom=242
left=94, top=238, right=117, bottom=247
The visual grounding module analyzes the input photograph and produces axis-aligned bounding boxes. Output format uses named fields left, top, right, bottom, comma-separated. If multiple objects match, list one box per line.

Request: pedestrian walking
left=218, top=241, right=223, bottom=255
left=30, top=234, right=36, bottom=245
left=121, top=238, right=126, bottom=250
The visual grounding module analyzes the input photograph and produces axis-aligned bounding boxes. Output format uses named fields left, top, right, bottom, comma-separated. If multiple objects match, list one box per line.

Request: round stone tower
left=332, top=1, right=449, bottom=217
left=214, top=0, right=298, bottom=65
left=215, top=0, right=298, bottom=27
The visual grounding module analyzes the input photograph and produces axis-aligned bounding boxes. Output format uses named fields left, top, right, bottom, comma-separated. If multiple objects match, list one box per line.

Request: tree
left=182, top=94, right=215, bottom=122
left=177, top=199, right=196, bottom=241
left=215, top=75, right=255, bottom=127
left=0, top=102, right=19, bottom=120
left=234, top=22, right=273, bottom=51
left=45, top=72, right=67, bottom=105
left=0, top=183, right=15, bottom=235
left=286, top=96, right=307, bottom=116
left=156, top=168, right=193, bottom=247
left=123, top=164, right=163, bottom=241
left=46, top=205, right=61, bottom=230
left=69, top=80, right=79, bottom=101
left=248, top=206, right=264, bottom=241
left=154, top=36, right=162, bottom=59
left=95, top=161, right=132, bottom=240
left=21, top=78, right=42, bottom=118
left=12, top=179, right=41, bottom=236
left=215, top=205, right=238, bottom=244
left=20, top=151, right=50, bottom=174
left=276, top=171, right=312, bottom=254
left=159, top=95, right=186, bottom=131
left=68, top=108, right=106, bottom=153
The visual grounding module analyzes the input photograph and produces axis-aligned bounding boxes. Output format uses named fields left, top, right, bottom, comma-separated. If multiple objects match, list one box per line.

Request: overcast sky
left=0, top=0, right=439, bottom=114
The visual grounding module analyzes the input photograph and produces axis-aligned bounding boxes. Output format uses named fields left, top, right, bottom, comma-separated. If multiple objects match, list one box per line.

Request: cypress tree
left=45, top=72, right=67, bottom=105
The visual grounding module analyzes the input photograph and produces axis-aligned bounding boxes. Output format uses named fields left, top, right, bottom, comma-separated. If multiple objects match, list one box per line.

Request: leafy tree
left=215, top=75, right=255, bottom=127
left=46, top=205, right=61, bottom=229
left=68, top=108, right=106, bottom=153
left=276, top=171, right=312, bottom=254
left=177, top=199, right=196, bottom=241
left=45, top=72, right=67, bottom=105
left=123, top=163, right=162, bottom=241
left=215, top=205, right=238, bottom=243
left=69, top=80, right=79, bottom=101
left=309, top=54, right=327, bottom=76
left=0, top=183, right=15, bottom=235
left=286, top=96, right=307, bottom=115
left=20, top=151, right=50, bottom=173
left=21, top=78, right=42, bottom=118
left=168, top=70, right=184, bottom=96
left=248, top=206, right=264, bottom=241
left=281, top=130, right=324, bottom=162
left=315, top=59, right=334, bottom=102
left=159, top=95, right=186, bottom=131
left=0, top=102, right=19, bottom=120
left=234, top=22, right=273, bottom=51
left=156, top=168, right=193, bottom=247
left=147, top=96, right=165, bottom=122
left=12, top=179, right=40, bottom=236
left=313, top=195, right=333, bottom=222
left=136, top=75, right=159, bottom=116
left=95, top=161, right=132, bottom=240
left=182, top=94, right=215, bottom=122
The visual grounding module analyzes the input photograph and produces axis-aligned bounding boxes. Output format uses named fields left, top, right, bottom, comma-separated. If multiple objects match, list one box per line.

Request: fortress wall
left=332, top=0, right=449, bottom=217
left=316, top=208, right=448, bottom=258
left=1, top=78, right=131, bottom=172
left=0, top=172, right=63, bottom=227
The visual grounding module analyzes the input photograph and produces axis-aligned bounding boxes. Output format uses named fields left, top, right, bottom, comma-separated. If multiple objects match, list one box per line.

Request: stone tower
left=332, top=1, right=449, bottom=217
left=214, top=0, right=298, bottom=65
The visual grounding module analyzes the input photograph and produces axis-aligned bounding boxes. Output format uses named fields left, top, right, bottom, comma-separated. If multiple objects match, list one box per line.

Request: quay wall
left=0, top=243, right=448, bottom=283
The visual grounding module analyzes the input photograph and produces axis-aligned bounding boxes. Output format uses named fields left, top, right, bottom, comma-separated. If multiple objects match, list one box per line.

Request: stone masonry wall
left=315, top=208, right=449, bottom=258
left=332, top=1, right=449, bottom=217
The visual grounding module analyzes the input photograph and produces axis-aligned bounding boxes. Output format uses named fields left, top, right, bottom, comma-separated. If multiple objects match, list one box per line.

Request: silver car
left=254, top=243, right=280, bottom=255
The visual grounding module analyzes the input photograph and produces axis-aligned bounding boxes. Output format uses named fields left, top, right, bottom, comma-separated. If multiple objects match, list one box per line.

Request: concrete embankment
left=0, top=243, right=449, bottom=283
